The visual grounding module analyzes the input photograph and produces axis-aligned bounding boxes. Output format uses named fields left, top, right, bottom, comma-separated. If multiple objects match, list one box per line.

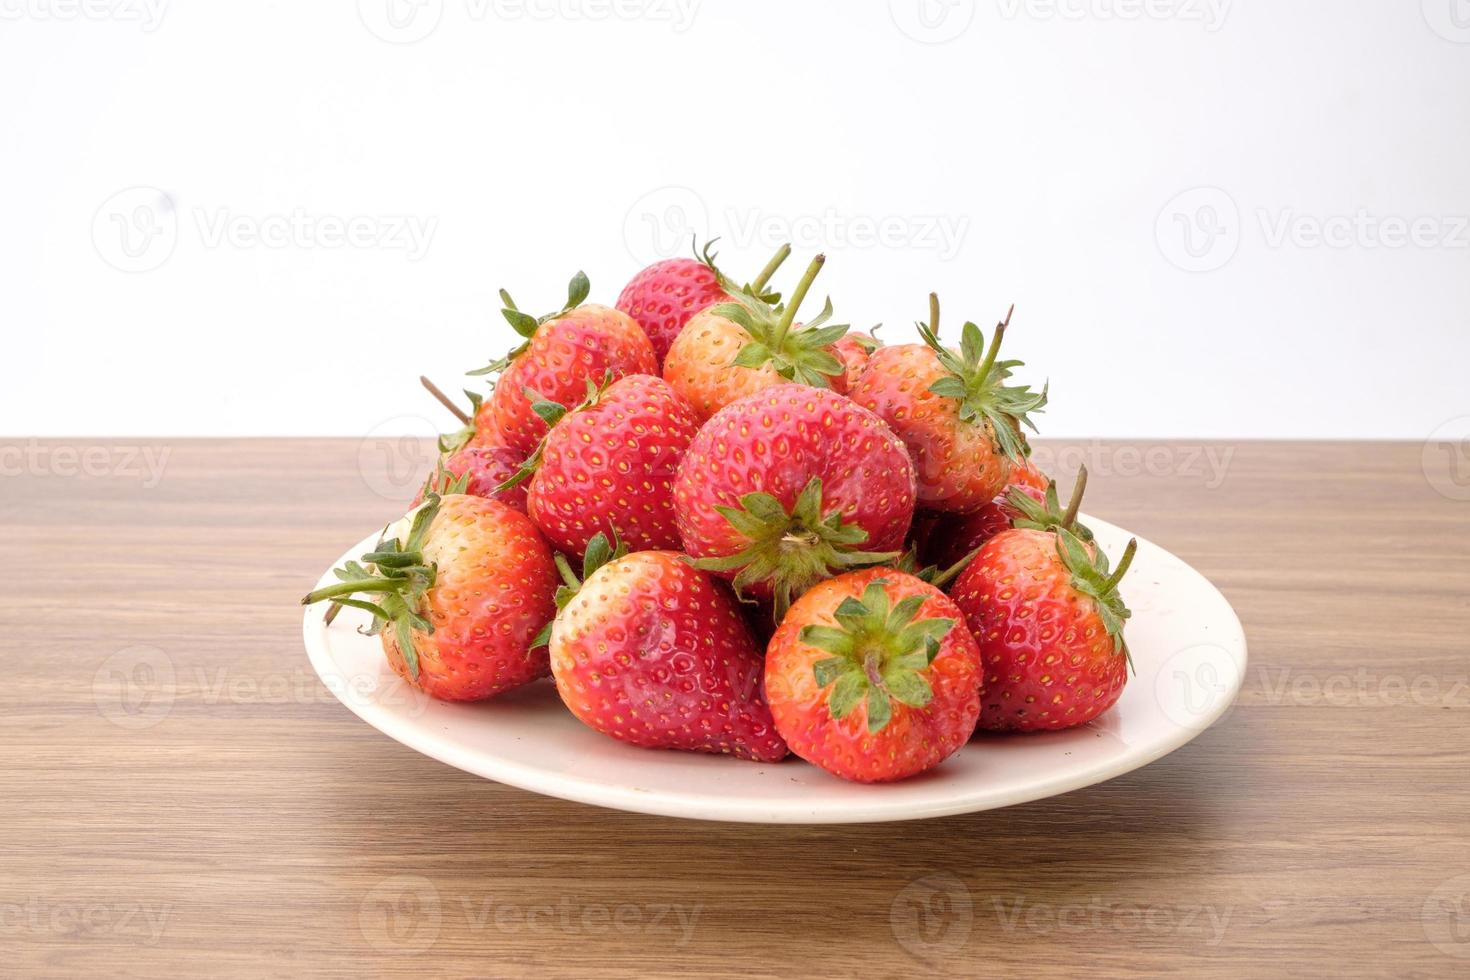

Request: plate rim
left=302, top=514, right=1247, bottom=824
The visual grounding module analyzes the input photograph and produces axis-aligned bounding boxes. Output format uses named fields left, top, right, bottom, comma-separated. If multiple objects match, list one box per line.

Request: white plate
left=303, top=516, right=1246, bottom=823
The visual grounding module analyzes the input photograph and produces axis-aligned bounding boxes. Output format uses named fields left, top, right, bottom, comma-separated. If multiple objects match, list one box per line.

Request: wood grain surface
left=3, top=438, right=1468, bottom=979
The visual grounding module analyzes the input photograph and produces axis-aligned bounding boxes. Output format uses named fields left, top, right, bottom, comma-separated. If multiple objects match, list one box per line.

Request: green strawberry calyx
left=798, top=578, right=956, bottom=734
left=1006, top=465, right=1096, bottom=543
left=690, top=476, right=899, bottom=620
left=300, top=494, right=443, bottom=680
left=714, top=253, right=851, bottom=389
left=467, top=270, right=592, bottom=379
left=919, top=297, right=1047, bottom=461
left=696, top=237, right=790, bottom=308
left=1054, top=526, right=1137, bottom=662
left=420, top=455, right=473, bottom=499
left=530, top=532, right=627, bottom=648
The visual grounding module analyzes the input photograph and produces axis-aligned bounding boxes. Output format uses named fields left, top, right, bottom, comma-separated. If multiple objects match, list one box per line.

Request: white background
left=2, top=1, right=1467, bottom=439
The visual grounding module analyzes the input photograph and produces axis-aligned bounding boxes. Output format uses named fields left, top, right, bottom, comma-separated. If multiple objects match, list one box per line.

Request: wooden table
left=5, top=438, right=1468, bottom=978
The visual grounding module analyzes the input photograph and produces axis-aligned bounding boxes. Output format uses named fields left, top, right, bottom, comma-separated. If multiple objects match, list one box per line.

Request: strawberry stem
left=421, top=376, right=470, bottom=425
left=554, top=553, right=580, bottom=591
left=1060, top=465, right=1088, bottom=531
left=303, top=578, right=398, bottom=604
left=974, top=304, right=1014, bottom=384
left=1101, top=538, right=1138, bottom=593
left=928, top=292, right=940, bottom=338
left=769, top=253, right=825, bottom=351
left=751, top=243, right=792, bottom=294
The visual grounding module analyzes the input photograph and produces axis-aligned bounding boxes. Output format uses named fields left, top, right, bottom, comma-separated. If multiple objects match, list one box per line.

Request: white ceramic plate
left=303, top=516, right=1246, bottom=823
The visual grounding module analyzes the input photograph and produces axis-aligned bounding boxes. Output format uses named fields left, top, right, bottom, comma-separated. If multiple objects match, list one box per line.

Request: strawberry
left=471, top=272, right=657, bottom=455
left=832, top=331, right=881, bottom=391
left=764, top=568, right=982, bottom=783
left=949, top=470, right=1136, bottom=732
left=674, top=383, right=917, bottom=618
left=1008, top=455, right=1050, bottom=492
left=616, top=241, right=791, bottom=364
left=303, top=494, right=559, bottom=702
left=415, top=442, right=530, bottom=513
left=663, top=254, right=852, bottom=422
left=411, top=384, right=530, bottom=512
left=917, top=458, right=1055, bottom=570
left=544, top=536, right=788, bottom=762
left=512, top=374, right=699, bottom=558
left=849, top=295, right=1047, bottom=513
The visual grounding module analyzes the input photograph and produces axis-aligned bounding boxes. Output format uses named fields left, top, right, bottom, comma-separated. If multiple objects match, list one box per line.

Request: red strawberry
left=303, top=494, right=559, bottom=702
left=1008, top=456, right=1050, bottom=492
left=675, top=383, right=917, bottom=618
left=411, top=385, right=530, bottom=512
left=545, top=537, right=788, bottom=762
left=949, top=471, right=1136, bottom=732
left=832, top=331, right=881, bottom=390
left=616, top=241, right=791, bottom=364
left=416, top=442, right=530, bottom=513
left=516, top=374, right=699, bottom=558
left=663, top=254, right=852, bottom=422
left=765, top=568, right=982, bottom=783
left=849, top=296, right=1046, bottom=513
left=472, top=272, right=657, bottom=455
left=917, top=457, right=1055, bottom=570
left=919, top=486, right=1042, bottom=571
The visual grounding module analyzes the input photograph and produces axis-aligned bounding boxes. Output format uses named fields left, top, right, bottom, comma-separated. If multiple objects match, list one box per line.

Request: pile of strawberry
left=304, top=244, right=1138, bottom=784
